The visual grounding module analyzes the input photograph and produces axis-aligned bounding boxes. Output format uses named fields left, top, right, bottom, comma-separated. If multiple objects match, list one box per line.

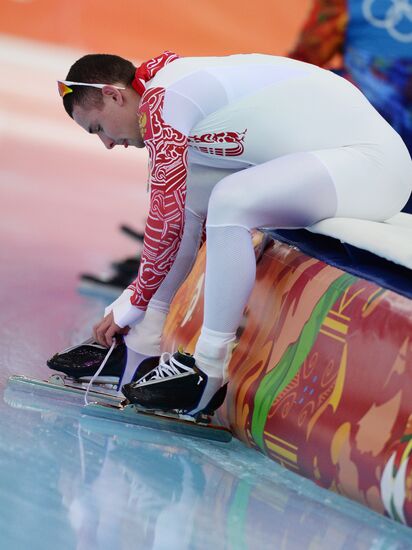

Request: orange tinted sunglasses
left=57, top=80, right=126, bottom=98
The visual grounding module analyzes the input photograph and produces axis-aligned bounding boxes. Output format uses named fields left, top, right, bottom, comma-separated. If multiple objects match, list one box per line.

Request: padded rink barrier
left=162, top=233, right=412, bottom=527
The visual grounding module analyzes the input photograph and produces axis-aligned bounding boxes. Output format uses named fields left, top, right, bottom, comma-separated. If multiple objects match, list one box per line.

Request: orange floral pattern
left=163, top=234, right=412, bottom=526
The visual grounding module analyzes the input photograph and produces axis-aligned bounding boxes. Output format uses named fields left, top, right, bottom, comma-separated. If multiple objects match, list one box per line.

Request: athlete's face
left=72, top=86, right=144, bottom=149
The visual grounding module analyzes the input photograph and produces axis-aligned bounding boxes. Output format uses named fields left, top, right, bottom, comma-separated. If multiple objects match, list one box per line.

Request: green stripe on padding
left=251, top=273, right=356, bottom=450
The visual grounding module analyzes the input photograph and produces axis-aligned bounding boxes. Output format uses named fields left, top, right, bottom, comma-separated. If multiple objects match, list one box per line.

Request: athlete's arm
left=96, top=72, right=227, bottom=346
left=112, top=87, right=189, bottom=329
left=111, top=78, right=224, bottom=333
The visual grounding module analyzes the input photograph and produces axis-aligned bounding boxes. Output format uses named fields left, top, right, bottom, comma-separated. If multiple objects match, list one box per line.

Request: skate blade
left=83, top=402, right=232, bottom=443
left=7, top=374, right=122, bottom=404
left=66, top=375, right=119, bottom=387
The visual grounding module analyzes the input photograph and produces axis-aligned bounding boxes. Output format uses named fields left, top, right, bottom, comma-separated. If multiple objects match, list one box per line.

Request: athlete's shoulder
left=146, top=53, right=296, bottom=89
left=146, top=57, right=215, bottom=89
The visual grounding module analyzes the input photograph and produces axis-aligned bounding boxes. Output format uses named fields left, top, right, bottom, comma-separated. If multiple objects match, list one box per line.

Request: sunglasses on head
left=57, top=80, right=126, bottom=98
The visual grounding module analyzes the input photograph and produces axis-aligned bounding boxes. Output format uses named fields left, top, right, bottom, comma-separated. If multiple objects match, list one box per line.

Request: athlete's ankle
left=119, top=349, right=152, bottom=387
left=194, top=326, right=236, bottom=381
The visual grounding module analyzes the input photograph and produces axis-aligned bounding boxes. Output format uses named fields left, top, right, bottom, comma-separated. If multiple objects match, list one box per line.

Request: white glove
left=105, top=288, right=144, bottom=328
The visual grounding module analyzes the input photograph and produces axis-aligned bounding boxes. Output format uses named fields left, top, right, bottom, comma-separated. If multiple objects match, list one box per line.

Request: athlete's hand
left=93, top=311, right=130, bottom=347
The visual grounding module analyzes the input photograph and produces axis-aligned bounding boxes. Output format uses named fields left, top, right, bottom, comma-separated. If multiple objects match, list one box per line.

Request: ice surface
left=1, top=37, right=412, bottom=550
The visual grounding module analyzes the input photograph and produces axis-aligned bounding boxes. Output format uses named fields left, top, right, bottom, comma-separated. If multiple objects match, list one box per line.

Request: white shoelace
left=84, top=347, right=195, bottom=405
left=137, top=352, right=194, bottom=385
left=84, top=340, right=117, bottom=406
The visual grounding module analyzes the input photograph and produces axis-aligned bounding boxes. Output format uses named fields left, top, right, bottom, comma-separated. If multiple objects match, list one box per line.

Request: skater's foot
left=47, top=337, right=127, bottom=380
left=121, top=350, right=227, bottom=417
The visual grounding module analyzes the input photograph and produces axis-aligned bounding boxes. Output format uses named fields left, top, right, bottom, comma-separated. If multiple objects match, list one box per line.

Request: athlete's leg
left=126, top=140, right=407, bottom=414
left=194, top=135, right=411, bottom=412
left=118, top=208, right=205, bottom=385
left=194, top=152, right=338, bottom=403
left=124, top=165, right=236, bottom=364
left=121, top=167, right=239, bottom=389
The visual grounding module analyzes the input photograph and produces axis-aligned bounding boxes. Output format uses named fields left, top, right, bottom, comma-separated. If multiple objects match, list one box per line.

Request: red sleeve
left=128, top=87, right=188, bottom=311
left=289, top=0, right=347, bottom=67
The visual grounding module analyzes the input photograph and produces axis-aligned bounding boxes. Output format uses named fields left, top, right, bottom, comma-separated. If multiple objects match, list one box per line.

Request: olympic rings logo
left=362, top=0, right=412, bottom=42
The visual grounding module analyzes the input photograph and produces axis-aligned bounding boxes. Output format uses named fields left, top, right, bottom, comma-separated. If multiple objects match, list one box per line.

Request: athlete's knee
left=207, top=174, right=251, bottom=228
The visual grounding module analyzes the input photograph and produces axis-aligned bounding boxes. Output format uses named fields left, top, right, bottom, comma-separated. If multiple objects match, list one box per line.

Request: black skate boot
left=121, top=350, right=227, bottom=418
left=47, top=337, right=127, bottom=380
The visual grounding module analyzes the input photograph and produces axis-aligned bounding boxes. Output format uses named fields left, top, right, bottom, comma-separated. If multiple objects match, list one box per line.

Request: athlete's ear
left=102, top=85, right=124, bottom=105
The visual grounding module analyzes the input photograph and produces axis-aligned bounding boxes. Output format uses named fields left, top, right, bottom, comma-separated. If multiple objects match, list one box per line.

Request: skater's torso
left=126, top=53, right=392, bottom=317
left=143, top=53, right=389, bottom=170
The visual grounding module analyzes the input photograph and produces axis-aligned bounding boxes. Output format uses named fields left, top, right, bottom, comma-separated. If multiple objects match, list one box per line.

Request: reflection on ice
left=1, top=385, right=411, bottom=550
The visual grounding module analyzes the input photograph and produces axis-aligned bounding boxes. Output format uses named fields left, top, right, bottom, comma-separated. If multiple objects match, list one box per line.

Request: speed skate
left=7, top=373, right=122, bottom=405
left=83, top=400, right=232, bottom=442
left=6, top=374, right=232, bottom=443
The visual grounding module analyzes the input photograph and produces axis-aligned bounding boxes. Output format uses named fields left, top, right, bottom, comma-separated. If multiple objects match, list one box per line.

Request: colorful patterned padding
left=163, top=233, right=412, bottom=526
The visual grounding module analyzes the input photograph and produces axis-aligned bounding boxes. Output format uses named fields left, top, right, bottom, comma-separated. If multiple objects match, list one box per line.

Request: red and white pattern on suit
left=188, top=131, right=247, bottom=157
left=127, top=86, right=189, bottom=311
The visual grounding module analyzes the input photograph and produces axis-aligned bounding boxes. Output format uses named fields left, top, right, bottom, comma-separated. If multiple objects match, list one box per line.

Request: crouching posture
left=52, top=51, right=412, bottom=416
